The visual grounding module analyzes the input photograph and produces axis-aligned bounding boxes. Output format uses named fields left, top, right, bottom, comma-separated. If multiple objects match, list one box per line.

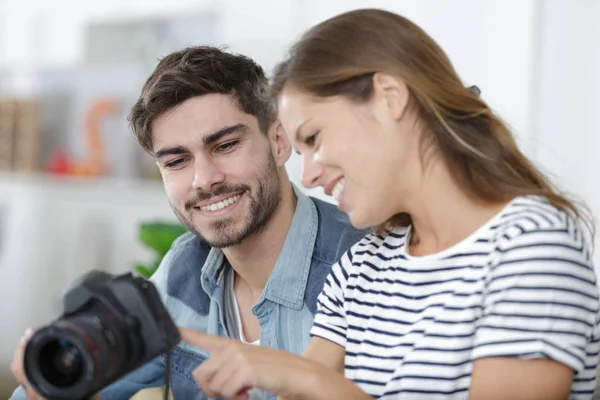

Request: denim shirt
left=11, top=185, right=366, bottom=400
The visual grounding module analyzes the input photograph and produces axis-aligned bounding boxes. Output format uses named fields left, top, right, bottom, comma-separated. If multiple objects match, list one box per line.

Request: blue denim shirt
left=11, top=185, right=366, bottom=400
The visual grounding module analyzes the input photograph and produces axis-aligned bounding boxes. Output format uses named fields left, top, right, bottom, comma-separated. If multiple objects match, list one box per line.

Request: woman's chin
left=348, top=212, right=376, bottom=231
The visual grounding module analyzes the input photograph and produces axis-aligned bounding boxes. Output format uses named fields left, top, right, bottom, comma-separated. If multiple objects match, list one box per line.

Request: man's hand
left=10, top=329, right=45, bottom=400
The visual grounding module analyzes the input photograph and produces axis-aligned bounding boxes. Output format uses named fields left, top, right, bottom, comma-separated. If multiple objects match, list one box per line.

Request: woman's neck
left=402, top=160, right=511, bottom=256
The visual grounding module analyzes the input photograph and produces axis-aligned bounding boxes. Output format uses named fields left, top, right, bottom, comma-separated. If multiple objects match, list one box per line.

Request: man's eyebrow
left=203, top=123, right=250, bottom=146
left=153, top=124, right=250, bottom=159
left=154, top=145, right=188, bottom=159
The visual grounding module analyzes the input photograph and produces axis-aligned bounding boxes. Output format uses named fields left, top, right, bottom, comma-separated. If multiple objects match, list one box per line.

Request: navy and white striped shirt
left=311, top=196, right=600, bottom=399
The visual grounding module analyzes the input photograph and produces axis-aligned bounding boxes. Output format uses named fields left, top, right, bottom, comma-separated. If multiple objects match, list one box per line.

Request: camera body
left=23, top=270, right=181, bottom=400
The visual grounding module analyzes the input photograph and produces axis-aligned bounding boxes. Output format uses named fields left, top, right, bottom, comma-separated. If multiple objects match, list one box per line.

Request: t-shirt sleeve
left=472, top=220, right=600, bottom=373
left=310, top=246, right=354, bottom=348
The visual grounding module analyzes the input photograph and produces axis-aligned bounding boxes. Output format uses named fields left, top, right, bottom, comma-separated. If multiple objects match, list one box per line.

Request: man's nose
left=192, top=157, right=225, bottom=192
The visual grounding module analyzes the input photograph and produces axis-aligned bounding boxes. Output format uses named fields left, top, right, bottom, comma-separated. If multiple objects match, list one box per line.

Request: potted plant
left=135, top=222, right=187, bottom=278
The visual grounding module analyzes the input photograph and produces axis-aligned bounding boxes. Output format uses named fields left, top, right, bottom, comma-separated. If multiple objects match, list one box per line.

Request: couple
left=11, top=8, right=600, bottom=400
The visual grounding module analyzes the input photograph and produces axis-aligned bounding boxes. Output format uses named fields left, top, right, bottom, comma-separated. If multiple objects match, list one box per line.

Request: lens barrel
left=24, top=316, right=125, bottom=400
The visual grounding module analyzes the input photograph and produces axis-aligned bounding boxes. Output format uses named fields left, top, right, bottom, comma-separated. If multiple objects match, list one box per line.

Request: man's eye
left=165, top=158, right=185, bottom=168
left=216, top=140, right=239, bottom=152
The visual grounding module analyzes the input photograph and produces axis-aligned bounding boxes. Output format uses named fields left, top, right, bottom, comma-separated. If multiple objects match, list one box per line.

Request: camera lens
left=24, top=315, right=131, bottom=400
left=38, top=339, right=83, bottom=387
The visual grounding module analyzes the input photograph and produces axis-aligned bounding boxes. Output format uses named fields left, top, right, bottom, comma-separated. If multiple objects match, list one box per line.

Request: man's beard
left=173, top=153, right=281, bottom=248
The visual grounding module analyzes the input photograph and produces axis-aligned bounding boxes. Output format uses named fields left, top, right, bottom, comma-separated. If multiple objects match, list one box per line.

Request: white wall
left=0, top=0, right=214, bottom=70
left=534, top=0, right=600, bottom=266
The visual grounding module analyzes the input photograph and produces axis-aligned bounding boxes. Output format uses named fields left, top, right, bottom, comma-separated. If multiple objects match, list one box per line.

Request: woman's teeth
left=200, top=194, right=241, bottom=212
left=332, top=178, right=345, bottom=201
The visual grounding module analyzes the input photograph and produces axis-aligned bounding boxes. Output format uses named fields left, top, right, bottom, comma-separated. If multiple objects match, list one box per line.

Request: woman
left=182, top=8, right=600, bottom=400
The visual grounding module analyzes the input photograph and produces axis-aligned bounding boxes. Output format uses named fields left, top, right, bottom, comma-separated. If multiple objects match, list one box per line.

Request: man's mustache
left=184, top=184, right=249, bottom=210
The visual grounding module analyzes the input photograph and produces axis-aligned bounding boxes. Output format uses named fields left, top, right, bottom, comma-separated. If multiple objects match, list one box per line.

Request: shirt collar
left=262, top=183, right=317, bottom=309
left=200, top=183, right=318, bottom=310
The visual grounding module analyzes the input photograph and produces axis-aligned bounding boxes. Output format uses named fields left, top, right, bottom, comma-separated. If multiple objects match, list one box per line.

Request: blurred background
left=0, top=0, right=599, bottom=394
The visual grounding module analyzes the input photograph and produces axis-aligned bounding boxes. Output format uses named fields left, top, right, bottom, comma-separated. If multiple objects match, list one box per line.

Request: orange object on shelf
left=46, top=98, right=118, bottom=177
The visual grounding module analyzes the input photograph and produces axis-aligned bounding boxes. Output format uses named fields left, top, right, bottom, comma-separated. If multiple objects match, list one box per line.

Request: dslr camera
left=23, top=271, right=181, bottom=400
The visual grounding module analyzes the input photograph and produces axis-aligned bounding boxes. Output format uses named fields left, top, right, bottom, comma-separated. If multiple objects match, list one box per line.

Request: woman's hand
left=180, top=328, right=316, bottom=399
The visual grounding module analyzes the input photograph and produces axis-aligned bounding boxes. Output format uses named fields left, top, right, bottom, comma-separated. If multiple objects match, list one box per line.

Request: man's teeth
left=332, top=178, right=345, bottom=201
left=199, top=194, right=241, bottom=212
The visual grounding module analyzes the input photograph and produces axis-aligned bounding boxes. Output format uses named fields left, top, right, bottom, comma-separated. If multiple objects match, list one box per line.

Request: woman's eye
left=305, top=131, right=319, bottom=146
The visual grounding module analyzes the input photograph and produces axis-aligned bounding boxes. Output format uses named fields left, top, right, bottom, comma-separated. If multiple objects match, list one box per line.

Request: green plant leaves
left=135, top=222, right=187, bottom=278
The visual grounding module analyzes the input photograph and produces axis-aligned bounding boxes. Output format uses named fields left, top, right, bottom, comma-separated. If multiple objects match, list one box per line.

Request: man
left=9, top=46, right=366, bottom=400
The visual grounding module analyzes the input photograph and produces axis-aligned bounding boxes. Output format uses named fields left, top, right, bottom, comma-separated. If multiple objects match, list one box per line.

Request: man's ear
left=269, top=120, right=292, bottom=166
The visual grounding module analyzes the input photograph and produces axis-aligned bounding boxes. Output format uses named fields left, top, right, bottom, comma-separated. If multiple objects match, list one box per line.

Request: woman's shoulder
left=492, top=195, right=589, bottom=244
left=490, top=195, right=594, bottom=274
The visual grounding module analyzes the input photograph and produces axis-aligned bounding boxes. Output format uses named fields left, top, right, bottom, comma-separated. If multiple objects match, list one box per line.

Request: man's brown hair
left=129, top=46, right=276, bottom=153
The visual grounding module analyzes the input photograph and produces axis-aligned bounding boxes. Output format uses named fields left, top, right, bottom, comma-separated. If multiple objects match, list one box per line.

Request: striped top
left=311, top=196, right=600, bottom=399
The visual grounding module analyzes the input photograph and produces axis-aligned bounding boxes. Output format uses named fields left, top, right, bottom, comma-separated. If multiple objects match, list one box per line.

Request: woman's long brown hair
left=270, top=8, right=594, bottom=239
